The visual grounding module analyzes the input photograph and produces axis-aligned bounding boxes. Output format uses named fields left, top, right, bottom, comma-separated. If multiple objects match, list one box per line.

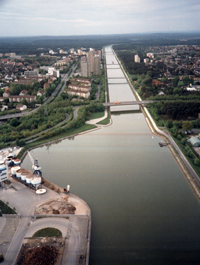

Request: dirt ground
left=35, top=195, right=76, bottom=215
left=16, top=238, right=65, bottom=265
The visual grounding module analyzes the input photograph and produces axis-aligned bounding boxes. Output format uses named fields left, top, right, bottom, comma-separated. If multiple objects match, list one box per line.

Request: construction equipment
left=27, top=151, right=42, bottom=178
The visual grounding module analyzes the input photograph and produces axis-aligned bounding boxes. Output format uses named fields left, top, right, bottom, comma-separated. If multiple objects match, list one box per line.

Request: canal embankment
left=111, top=45, right=200, bottom=201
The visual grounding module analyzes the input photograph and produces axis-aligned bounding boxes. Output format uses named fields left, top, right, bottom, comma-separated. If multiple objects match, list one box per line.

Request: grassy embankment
left=113, top=48, right=200, bottom=179
left=147, top=107, right=200, bottom=177
left=0, top=200, right=16, bottom=214
left=97, top=116, right=110, bottom=125
left=86, top=112, right=104, bottom=120
left=17, top=123, right=96, bottom=159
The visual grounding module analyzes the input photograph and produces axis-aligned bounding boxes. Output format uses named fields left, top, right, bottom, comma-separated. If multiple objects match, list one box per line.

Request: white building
left=186, top=87, right=197, bottom=91
left=134, top=54, right=140, bottom=63
left=16, top=104, right=27, bottom=111
left=48, top=67, right=60, bottom=78
left=146, top=53, right=154, bottom=58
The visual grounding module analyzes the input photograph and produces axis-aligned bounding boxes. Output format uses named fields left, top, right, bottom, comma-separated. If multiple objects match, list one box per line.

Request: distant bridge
left=103, top=101, right=153, bottom=107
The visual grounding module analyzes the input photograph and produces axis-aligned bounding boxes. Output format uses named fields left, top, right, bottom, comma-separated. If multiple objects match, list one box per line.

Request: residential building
left=24, top=70, right=38, bottom=77
left=1, top=105, right=8, bottom=111
left=3, top=90, right=11, bottom=98
left=65, top=89, right=90, bottom=99
left=134, top=54, right=140, bottom=63
left=93, top=55, right=101, bottom=75
left=9, top=95, right=36, bottom=103
left=48, top=67, right=60, bottom=78
left=81, top=57, right=91, bottom=77
left=87, top=50, right=95, bottom=73
left=144, top=58, right=149, bottom=64
left=16, top=104, right=27, bottom=111
left=146, top=53, right=154, bottom=58
left=37, top=90, right=43, bottom=96
left=19, top=90, right=27, bottom=96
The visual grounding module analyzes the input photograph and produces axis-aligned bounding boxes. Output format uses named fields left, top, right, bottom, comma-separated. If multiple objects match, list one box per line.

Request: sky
left=0, top=0, right=200, bottom=37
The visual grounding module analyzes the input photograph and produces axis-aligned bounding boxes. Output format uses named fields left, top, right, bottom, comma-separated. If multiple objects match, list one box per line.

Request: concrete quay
left=0, top=176, right=91, bottom=265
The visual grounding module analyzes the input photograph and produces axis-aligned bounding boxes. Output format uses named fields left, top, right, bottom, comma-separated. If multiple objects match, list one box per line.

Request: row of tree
left=148, top=101, right=200, bottom=120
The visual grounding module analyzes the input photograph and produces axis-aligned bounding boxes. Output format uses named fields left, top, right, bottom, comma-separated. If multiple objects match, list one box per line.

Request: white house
left=37, top=90, right=43, bottom=97
left=186, top=87, right=197, bottom=91
left=16, top=104, right=27, bottom=111
left=1, top=105, right=8, bottom=111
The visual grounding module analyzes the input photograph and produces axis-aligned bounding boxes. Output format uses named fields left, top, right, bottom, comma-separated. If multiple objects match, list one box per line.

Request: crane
left=27, top=151, right=42, bottom=178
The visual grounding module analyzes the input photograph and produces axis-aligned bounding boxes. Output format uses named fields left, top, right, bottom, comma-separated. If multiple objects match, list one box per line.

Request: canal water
left=22, top=48, right=200, bottom=265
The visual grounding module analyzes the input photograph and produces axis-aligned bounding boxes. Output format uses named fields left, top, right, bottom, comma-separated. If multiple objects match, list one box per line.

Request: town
left=0, top=46, right=104, bottom=150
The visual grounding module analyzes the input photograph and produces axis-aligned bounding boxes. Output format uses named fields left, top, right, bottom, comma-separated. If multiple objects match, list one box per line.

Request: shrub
left=186, top=150, right=194, bottom=158
left=181, top=138, right=187, bottom=145
left=177, top=134, right=182, bottom=140
left=166, top=120, right=173, bottom=128
left=194, top=158, right=200, bottom=166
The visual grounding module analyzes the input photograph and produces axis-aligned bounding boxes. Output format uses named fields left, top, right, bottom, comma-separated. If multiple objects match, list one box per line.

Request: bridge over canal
left=103, top=100, right=153, bottom=107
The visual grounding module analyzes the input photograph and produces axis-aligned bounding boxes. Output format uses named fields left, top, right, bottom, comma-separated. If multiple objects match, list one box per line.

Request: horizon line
left=1, top=30, right=200, bottom=38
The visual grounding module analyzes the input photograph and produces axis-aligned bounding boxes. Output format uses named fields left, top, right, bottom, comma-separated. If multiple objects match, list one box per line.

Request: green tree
left=182, top=121, right=193, bottom=132
left=166, top=120, right=173, bottom=128
left=186, top=150, right=193, bottom=158
left=194, top=158, right=200, bottom=166
left=3, top=98, right=9, bottom=104
left=173, top=76, right=179, bottom=86
left=18, top=139, right=26, bottom=146
left=181, top=138, right=187, bottom=145
left=10, top=118, right=20, bottom=127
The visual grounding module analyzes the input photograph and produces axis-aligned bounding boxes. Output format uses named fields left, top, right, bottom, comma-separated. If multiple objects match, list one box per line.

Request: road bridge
left=103, top=100, right=153, bottom=107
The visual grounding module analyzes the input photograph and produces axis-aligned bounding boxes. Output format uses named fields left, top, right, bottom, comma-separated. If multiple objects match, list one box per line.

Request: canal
left=22, top=48, right=200, bottom=265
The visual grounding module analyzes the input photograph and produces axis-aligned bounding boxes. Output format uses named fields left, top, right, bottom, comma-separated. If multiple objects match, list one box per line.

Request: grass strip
left=86, top=111, right=104, bottom=120
left=18, top=124, right=97, bottom=157
left=0, top=200, right=16, bottom=214
left=97, top=116, right=110, bottom=125
left=33, top=227, right=62, bottom=237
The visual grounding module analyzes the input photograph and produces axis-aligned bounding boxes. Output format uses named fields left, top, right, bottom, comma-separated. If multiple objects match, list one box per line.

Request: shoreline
left=142, top=106, right=200, bottom=202
left=111, top=46, right=200, bottom=203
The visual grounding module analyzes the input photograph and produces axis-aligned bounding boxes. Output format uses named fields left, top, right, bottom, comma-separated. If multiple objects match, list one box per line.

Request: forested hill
left=0, top=34, right=132, bottom=55
left=1, top=32, right=200, bottom=55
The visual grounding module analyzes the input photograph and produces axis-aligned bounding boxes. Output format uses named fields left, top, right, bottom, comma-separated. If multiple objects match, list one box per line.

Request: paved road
left=3, top=216, right=31, bottom=265
left=25, top=217, right=69, bottom=238
left=73, top=108, right=79, bottom=119
left=0, top=180, right=60, bottom=265
left=62, top=216, right=89, bottom=265
left=25, top=113, right=70, bottom=143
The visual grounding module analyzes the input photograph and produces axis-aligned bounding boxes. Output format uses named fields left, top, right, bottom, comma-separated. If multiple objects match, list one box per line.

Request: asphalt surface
left=103, top=100, right=153, bottom=107
left=0, top=176, right=91, bottom=265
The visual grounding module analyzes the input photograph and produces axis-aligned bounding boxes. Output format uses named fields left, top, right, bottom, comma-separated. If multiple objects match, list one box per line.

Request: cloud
left=0, top=0, right=199, bottom=36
